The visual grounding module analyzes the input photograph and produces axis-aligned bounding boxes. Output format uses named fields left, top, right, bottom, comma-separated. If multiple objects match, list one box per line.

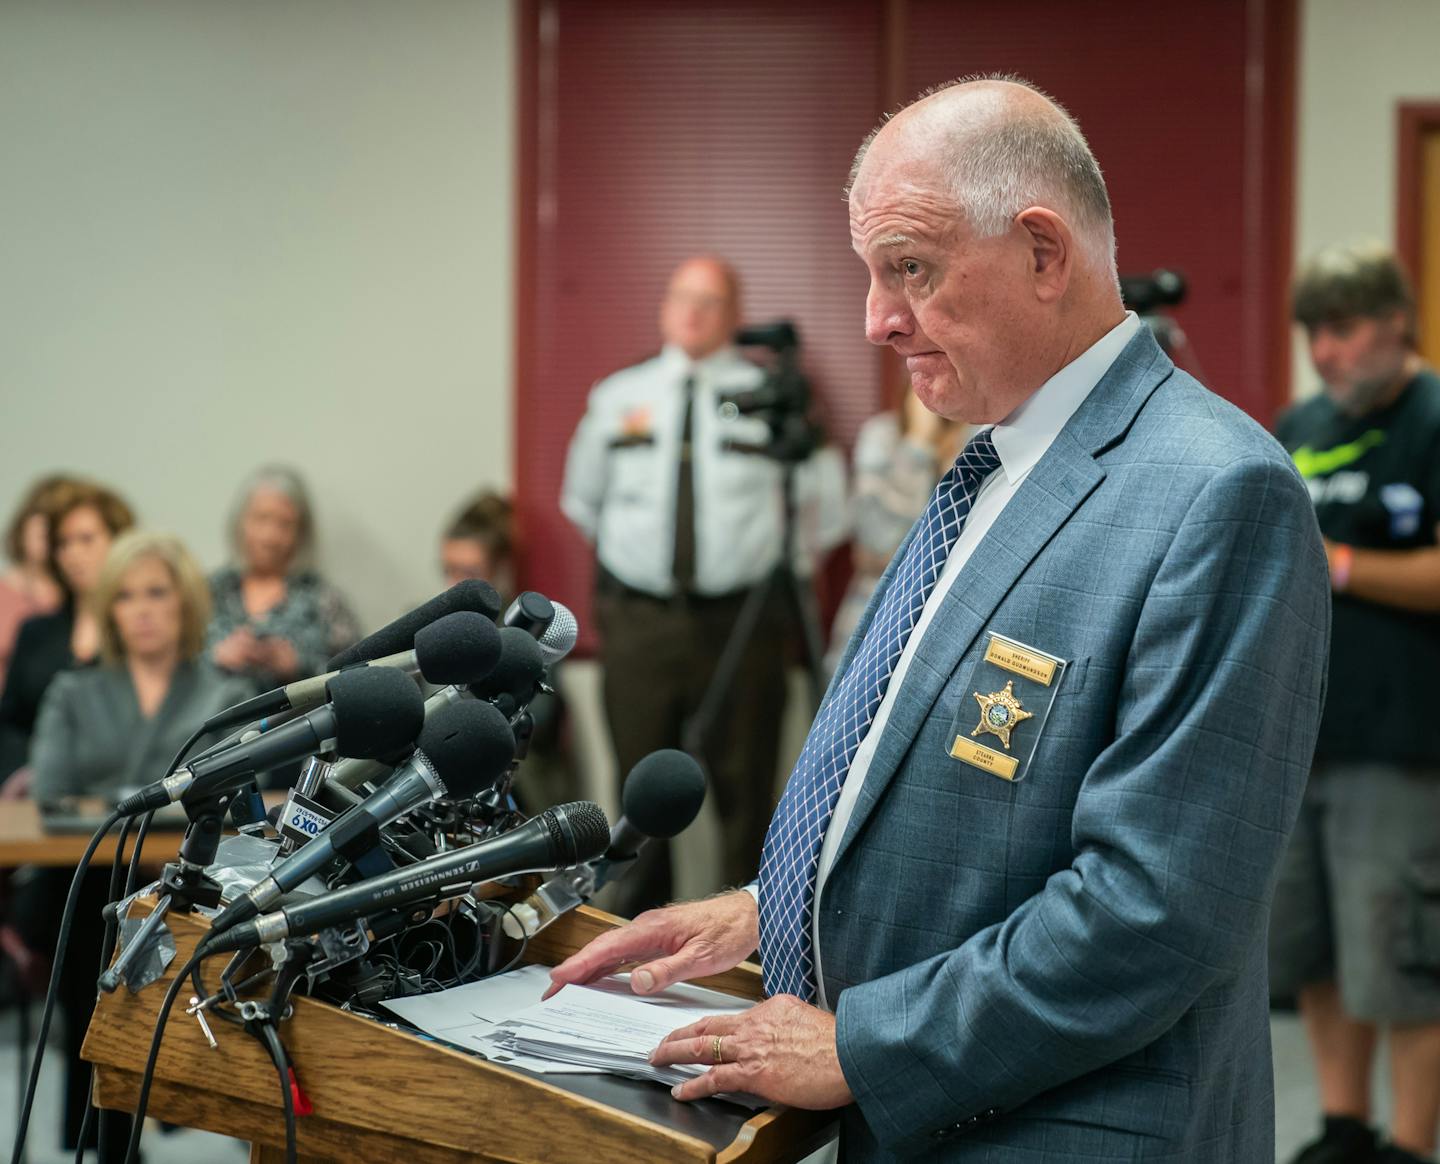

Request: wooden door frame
left=1396, top=102, right=1440, bottom=336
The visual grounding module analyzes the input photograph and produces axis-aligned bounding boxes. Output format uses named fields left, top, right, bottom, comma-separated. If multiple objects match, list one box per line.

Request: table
left=0, top=799, right=186, bottom=867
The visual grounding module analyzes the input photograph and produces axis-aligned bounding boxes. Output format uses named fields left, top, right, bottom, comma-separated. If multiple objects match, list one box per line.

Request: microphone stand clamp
left=158, top=792, right=235, bottom=912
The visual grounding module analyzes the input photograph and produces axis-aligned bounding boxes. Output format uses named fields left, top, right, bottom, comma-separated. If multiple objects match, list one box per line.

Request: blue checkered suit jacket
left=814, top=328, right=1330, bottom=1161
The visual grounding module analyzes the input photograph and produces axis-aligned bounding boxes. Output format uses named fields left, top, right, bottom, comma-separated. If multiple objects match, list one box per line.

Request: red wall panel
left=901, top=0, right=1287, bottom=424
left=516, top=0, right=1296, bottom=648
left=517, top=0, right=885, bottom=640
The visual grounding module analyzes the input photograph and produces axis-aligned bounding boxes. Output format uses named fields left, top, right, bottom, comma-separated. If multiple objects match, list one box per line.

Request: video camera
left=719, top=320, right=823, bottom=463
left=1119, top=269, right=1188, bottom=359
left=1120, top=269, right=1186, bottom=315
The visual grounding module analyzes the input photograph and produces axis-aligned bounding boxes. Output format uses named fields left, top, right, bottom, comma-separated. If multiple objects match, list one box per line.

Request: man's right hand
left=543, top=890, right=759, bottom=999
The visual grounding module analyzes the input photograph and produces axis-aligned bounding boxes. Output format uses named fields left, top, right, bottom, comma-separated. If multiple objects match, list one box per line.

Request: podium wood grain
left=85, top=897, right=836, bottom=1163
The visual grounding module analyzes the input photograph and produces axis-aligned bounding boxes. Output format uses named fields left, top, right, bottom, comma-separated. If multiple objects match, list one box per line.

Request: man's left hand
left=649, top=994, right=853, bottom=1109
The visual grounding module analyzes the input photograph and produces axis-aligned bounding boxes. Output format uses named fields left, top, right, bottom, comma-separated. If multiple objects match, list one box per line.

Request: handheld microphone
left=202, top=611, right=501, bottom=733
left=328, top=579, right=501, bottom=670
left=503, top=750, right=706, bottom=937
left=502, top=593, right=577, bottom=668
left=536, top=601, right=578, bottom=667
left=503, top=591, right=555, bottom=636
left=211, top=699, right=515, bottom=933
left=203, top=801, right=611, bottom=953
left=115, top=668, right=426, bottom=816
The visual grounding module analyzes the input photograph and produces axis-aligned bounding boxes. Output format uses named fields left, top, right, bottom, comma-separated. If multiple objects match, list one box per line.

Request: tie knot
left=954, top=428, right=1002, bottom=480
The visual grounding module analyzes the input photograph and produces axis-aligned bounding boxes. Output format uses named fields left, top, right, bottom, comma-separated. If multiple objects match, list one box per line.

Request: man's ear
left=1014, top=207, right=1073, bottom=303
left=1383, top=306, right=1412, bottom=344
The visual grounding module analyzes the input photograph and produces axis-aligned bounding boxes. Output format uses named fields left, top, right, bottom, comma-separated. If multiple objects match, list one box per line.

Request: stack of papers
left=380, top=964, right=763, bottom=1108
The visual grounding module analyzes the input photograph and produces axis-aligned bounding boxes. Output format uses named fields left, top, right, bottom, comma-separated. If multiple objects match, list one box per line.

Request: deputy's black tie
left=672, top=374, right=697, bottom=592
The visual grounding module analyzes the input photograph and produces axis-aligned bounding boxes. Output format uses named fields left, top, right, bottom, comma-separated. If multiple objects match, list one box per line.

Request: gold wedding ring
left=711, top=1035, right=725, bottom=1064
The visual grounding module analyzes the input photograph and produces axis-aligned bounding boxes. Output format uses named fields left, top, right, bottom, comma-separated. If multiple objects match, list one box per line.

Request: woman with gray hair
left=206, top=464, right=359, bottom=688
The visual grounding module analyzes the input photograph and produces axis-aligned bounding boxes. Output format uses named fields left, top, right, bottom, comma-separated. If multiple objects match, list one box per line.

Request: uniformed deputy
left=561, top=256, right=847, bottom=912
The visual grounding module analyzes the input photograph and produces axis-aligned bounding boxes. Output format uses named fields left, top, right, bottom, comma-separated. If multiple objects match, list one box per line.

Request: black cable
left=105, top=817, right=135, bottom=914
left=101, top=725, right=208, bottom=1162
left=14, top=710, right=231, bottom=1164
left=77, top=816, right=135, bottom=1164
left=485, top=901, right=530, bottom=979
left=120, top=717, right=207, bottom=883
left=122, top=946, right=208, bottom=1164
left=189, top=951, right=265, bottom=1028
left=257, top=1023, right=297, bottom=1164
left=122, top=810, right=155, bottom=898
left=455, top=907, right=489, bottom=983
left=9, top=807, right=123, bottom=1164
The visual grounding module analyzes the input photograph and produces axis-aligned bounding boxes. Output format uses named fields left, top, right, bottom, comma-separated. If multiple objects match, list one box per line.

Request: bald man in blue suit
left=550, top=75, right=1329, bottom=1162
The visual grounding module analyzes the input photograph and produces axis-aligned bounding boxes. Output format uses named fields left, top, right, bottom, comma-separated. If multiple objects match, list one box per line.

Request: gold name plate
left=949, top=736, right=1019, bottom=781
left=984, top=638, right=1057, bottom=686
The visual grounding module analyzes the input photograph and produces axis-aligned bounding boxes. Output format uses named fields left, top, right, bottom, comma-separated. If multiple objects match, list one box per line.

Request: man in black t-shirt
left=1271, top=243, right=1440, bottom=1164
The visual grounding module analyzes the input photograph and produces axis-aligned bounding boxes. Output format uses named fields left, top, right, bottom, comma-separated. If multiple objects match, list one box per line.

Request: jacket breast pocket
left=943, top=639, right=1090, bottom=786
left=606, top=441, right=660, bottom=503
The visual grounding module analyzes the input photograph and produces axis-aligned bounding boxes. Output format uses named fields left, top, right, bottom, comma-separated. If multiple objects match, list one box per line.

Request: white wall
left=0, top=0, right=514, bottom=632
left=1293, top=0, right=1440, bottom=396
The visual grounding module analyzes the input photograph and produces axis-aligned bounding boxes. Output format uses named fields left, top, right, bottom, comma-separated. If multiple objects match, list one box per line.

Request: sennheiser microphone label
left=278, top=791, right=336, bottom=847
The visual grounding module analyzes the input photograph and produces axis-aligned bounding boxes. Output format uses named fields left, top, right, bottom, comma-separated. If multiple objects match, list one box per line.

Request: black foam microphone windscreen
left=329, top=579, right=501, bottom=669
left=620, top=748, right=707, bottom=841
left=416, top=699, right=516, bottom=800
left=327, top=667, right=429, bottom=760
left=471, top=627, right=546, bottom=705
left=412, top=612, right=503, bottom=686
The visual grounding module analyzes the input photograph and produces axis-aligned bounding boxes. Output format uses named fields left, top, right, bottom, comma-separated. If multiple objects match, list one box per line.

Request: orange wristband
left=1330, top=543, right=1354, bottom=593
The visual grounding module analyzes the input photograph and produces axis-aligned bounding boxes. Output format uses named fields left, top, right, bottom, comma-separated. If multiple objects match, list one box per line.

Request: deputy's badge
left=971, top=681, right=1033, bottom=749
left=947, top=633, right=1069, bottom=782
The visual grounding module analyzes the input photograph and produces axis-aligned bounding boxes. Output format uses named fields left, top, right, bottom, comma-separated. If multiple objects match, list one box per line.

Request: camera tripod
left=680, top=453, right=827, bottom=763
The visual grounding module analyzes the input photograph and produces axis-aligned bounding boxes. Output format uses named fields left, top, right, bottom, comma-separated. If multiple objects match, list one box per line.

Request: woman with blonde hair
left=30, top=530, right=254, bottom=802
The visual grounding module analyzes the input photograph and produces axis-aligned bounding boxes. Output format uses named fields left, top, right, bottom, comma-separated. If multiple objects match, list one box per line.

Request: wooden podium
left=83, top=899, right=838, bottom=1163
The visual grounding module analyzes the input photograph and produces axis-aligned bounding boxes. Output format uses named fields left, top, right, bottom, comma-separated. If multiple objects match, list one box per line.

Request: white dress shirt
left=749, top=313, right=1141, bottom=1009
left=560, top=344, right=849, bottom=597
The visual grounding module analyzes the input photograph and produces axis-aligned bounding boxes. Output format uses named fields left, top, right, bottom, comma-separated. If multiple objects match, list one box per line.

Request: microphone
left=201, top=611, right=501, bottom=733
left=210, top=699, right=516, bottom=933
left=328, top=579, right=501, bottom=670
left=536, top=601, right=578, bottom=667
left=115, top=668, right=426, bottom=816
left=502, top=593, right=577, bottom=668
left=503, top=591, right=555, bottom=636
left=503, top=750, right=705, bottom=938
left=315, top=622, right=553, bottom=814
left=600, top=749, right=707, bottom=878
left=472, top=627, right=546, bottom=710
left=202, top=801, right=611, bottom=953
left=318, top=681, right=482, bottom=803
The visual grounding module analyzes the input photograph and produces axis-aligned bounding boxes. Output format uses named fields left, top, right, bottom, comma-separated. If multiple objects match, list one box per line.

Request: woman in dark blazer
left=0, top=479, right=134, bottom=783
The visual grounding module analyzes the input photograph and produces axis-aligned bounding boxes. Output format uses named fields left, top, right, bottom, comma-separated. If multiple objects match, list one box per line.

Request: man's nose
left=865, top=283, right=913, bottom=347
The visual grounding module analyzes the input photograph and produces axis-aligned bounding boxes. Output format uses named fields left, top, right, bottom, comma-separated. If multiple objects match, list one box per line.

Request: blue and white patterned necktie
left=757, top=428, right=1003, bottom=1001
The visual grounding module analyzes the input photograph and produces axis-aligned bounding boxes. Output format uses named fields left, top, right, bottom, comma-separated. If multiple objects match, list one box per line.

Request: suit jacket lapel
left=827, top=328, right=1174, bottom=872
